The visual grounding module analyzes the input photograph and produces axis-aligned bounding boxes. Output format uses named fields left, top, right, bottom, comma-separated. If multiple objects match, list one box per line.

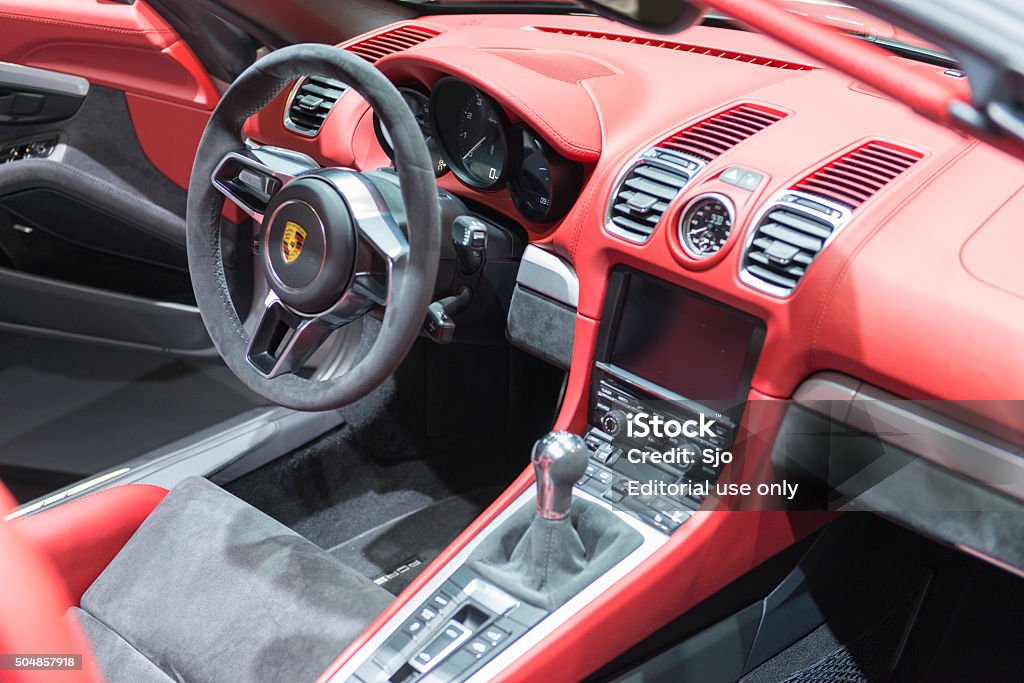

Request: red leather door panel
left=0, top=0, right=220, bottom=190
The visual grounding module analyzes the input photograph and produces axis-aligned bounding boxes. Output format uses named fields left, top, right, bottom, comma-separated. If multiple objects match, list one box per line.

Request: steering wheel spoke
left=246, top=292, right=339, bottom=378
left=212, top=146, right=320, bottom=222
left=318, top=169, right=410, bottom=309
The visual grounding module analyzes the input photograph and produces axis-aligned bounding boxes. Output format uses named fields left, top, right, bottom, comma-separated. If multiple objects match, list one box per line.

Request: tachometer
left=373, top=88, right=448, bottom=177
left=679, top=194, right=735, bottom=258
left=430, top=78, right=510, bottom=190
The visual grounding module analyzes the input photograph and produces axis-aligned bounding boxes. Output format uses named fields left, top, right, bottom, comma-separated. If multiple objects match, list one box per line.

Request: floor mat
left=0, top=332, right=264, bottom=502
left=329, top=492, right=492, bottom=595
left=226, top=420, right=524, bottom=552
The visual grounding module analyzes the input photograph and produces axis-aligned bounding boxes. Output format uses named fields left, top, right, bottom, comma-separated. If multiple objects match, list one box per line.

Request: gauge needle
left=462, top=137, right=486, bottom=160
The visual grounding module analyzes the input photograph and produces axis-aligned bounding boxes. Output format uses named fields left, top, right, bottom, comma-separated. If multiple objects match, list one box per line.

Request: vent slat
left=623, top=176, right=682, bottom=202
left=658, top=104, right=788, bottom=162
left=759, top=223, right=824, bottom=252
left=344, top=24, right=440, bottom=64
left=794, top=142, right=923, bottom=209
left=747, top=264, right=799, bottom=289
left=767, top=210, right=834, bottom=239
left=799, top=180, right=869, bottom=206
left=632, top=165, right=689, bottom=188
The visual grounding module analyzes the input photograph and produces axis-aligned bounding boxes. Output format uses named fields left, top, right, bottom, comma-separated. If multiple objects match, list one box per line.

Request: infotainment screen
left=607, top=271, right=764, bottom=403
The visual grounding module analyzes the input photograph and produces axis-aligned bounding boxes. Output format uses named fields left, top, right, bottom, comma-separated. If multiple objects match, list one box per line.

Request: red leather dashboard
left=281, top=12, right=1024, bottom=683
left=249, top=13, right=1023, bottom=427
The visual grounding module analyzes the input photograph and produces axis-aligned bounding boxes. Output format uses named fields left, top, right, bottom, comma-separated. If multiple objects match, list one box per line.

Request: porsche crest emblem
left=281, top=221, right=306, bottom=264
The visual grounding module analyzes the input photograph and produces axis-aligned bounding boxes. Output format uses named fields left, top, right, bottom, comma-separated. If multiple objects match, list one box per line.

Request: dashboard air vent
left=285, top=76, right=348, bottom=137
left=741, top=191, right=850, bottom=297
left=531, top=27, right=815, bottom=70
left=661, top=104, right=786, bottom=162
left=794, top=141, right=924, bottom=209
left=346, top=24, right=441, bottom=63
left=606, top=149, right=705, bottom=243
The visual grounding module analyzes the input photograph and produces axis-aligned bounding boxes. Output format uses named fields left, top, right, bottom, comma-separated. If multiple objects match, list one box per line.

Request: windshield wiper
left=851, top=33, right=958, bottom=69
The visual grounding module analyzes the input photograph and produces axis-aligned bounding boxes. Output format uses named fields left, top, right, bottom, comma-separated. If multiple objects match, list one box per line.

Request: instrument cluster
left=373, top=77, right=583, bottom=224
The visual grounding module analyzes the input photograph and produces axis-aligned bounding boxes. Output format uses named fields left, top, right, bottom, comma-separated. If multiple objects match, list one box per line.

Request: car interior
left=0, top=0, right=1021, bottom=682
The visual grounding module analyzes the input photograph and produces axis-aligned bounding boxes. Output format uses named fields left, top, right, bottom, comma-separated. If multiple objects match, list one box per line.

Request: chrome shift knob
left=532, top=431, right=589, bottom=520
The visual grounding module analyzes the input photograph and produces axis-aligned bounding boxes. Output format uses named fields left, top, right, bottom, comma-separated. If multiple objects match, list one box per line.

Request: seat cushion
left=67, top=476, right=393, bottom=683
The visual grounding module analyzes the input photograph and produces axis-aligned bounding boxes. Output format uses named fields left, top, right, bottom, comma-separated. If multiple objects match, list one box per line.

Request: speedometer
left=430, top=78, right=510, bottom=190
left=679, top=194, right=735, bottom=259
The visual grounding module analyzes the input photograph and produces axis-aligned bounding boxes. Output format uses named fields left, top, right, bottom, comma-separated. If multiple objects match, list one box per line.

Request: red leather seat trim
left=14, top=484, right=168, bottom=605
left=0, top=480, right=105, bottom=682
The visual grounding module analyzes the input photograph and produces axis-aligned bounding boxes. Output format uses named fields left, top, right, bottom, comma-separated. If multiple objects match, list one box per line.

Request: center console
left=329, top=268, right=765, bottom=683
left=581, top=268, right=765, bottom=531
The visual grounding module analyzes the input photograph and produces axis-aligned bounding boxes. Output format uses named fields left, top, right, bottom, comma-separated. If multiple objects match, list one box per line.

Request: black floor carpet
left=0, top=332, right=264, bottom=502
left=226, top=420, right=525, bottom=554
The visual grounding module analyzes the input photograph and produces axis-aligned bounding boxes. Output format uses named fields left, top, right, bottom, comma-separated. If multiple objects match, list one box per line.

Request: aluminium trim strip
left=793, top=372, right=1024, bottom=503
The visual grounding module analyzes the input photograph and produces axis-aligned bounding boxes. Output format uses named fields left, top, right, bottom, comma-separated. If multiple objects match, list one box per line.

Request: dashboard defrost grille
left=607, top=149, right=703, bottom=243
left=794, top=141, right=924, bottom=208
left=661, top=104, right=787, bottom=162
left=531, top=27, right=816, bottom=70
left=286, top=76, right=348, bottom=137
left=346, top=24, right=441, bottom=63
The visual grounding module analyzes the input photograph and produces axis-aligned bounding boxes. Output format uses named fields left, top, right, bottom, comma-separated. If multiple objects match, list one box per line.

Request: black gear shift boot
left=467, top=499, right=643, bottom=611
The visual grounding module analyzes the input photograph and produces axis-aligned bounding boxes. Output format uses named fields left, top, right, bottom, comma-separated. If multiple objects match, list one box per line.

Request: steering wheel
left=187, top=44, right=441, bottom=411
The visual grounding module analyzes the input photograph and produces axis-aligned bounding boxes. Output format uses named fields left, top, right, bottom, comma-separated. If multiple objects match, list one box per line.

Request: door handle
left=0, top=62, right=89, bottom=125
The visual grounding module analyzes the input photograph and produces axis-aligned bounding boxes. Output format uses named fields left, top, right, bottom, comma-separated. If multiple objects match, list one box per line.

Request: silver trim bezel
left=678, top=192, right=736, bottom=260
left=738, top=189, right=853, bottom=298
left=604, top=149, right=707, bottom=244
left=515, top=245, right=579, bottom=308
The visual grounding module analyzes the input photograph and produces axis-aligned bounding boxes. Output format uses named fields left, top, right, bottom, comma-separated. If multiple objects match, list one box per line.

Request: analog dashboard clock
left=679, top=193, right=735, bottom=258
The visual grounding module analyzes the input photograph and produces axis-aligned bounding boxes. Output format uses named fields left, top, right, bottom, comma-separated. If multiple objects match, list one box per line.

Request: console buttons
left=595, top=469, right=613, bottom=486
left=481, top=626, right=509, bottom=645
left=720, top=166, right=764, bottom=191
left=465, top=638, right=492, bottom=659
left=429, top=592, right=451, bottom=611
left=409, top=621, right=472, bottom=673
left=594, top=442, right=615, bottom=464
left=403, top=618, right=425, bottom=637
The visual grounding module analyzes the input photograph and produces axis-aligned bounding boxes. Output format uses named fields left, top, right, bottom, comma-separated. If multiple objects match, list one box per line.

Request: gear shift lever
left=469, top=431, right=643, bottom=610
left=532, top=431, right=589, bottom=520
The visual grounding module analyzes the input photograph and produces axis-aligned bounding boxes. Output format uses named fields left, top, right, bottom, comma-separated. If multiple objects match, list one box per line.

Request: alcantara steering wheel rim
left=186, top=44, right=441, bottom=411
